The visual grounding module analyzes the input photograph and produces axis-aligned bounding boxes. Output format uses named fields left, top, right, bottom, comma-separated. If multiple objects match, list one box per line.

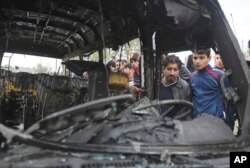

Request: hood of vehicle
left=0, top=147, right=231, bottom=168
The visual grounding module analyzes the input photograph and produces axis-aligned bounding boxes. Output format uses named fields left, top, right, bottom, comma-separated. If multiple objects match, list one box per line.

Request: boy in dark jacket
left=190, top=49, right=225, bottom=119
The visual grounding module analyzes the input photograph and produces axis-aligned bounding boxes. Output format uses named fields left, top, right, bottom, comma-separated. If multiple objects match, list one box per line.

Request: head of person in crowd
left=186, top=54, right=195, bottom=72
left=160, top=52, right=191, bottom=81
left=106, top=60, right=116, bottom=73
left=162, top=54, right=182, bottom=85
left=116, top=59, right=125, bottom=72
left=192, top=49, right=211, bottom=70
left=123, top=63, right=134, bottom=79
left=214, top=54, right=225, bottom=71
left=160, top=52, right=167, bottom=60
left=122, top=58, right=128, bottom=64
left=160, top=52, right=168, bottom=70
left=129, top=52, right=141, bottom=70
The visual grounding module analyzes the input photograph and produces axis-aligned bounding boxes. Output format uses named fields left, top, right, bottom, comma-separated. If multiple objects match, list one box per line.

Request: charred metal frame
left=0, top=0, right=250, bottom=146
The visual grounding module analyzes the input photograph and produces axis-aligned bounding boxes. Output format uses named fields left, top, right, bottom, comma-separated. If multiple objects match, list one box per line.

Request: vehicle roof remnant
left=0, top=0, right=213, bottom=60
left=0, top=0, right=138, bottom=59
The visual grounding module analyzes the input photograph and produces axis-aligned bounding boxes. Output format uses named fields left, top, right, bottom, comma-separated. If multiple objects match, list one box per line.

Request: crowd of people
left=106, top=52, right=144, bottom=99
left=159, top=49, right=236, bottom=130
left=104, top=49, right=236, bottom=131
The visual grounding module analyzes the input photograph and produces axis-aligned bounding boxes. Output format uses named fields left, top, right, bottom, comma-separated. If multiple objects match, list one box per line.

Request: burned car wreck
left=0, top=0, right=250, bottom=167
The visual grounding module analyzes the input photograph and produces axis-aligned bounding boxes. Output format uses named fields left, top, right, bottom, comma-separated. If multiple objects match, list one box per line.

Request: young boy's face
left=193, top=53, right=211, bottom=70
left=123, top=67, right=130, bottom=74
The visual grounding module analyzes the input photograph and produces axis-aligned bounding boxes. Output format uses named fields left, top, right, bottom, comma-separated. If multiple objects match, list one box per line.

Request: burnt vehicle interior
left=0, top=0, right=250, bottom=167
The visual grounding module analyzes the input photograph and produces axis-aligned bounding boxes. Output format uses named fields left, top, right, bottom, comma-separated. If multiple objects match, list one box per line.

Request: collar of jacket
left=161, top=78, right=178, bottom=87
left=175, top=77, right=184, bottom=88
left=198, top=64, right=212, bottom=73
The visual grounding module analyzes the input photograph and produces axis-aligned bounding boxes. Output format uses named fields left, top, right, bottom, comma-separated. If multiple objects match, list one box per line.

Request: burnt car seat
left=40, top=75, right=75, bottom=116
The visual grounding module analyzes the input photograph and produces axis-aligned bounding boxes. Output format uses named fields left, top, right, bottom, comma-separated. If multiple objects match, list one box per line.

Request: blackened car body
left=0, top=0, right=250, bottom=167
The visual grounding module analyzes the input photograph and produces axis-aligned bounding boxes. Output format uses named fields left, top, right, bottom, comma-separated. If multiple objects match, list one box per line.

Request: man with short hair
left=159, top=55, right=191, bottom=114
left=190, top=49, right=225, bottom=119
left=161, top=52, right=191, bottom=81
left=214, top=53, right=236, bottom=129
